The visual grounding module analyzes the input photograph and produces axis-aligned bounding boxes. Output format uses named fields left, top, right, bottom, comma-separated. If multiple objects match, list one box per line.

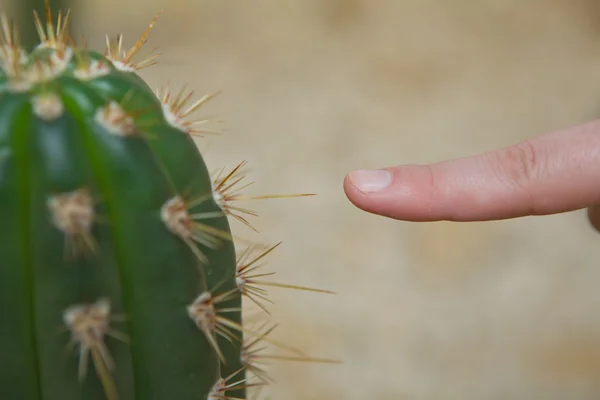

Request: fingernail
left=348, top=169, right=392, bottom=193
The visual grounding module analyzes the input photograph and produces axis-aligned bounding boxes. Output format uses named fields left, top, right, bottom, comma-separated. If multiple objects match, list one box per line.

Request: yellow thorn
left=211, top=161, right=316, bottom=231
left=123, top=9, right=163, bottom=64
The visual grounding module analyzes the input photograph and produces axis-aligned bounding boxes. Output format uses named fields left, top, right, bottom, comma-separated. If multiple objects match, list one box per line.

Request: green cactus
left=0, top=2, right=335, bottom=399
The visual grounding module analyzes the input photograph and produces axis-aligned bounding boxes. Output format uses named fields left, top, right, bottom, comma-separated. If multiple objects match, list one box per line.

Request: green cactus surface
left=0, top=3, right=335, bottom=400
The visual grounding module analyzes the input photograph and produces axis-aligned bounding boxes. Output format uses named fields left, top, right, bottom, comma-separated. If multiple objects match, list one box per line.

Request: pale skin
left=343, top=119, right=600, bottom=233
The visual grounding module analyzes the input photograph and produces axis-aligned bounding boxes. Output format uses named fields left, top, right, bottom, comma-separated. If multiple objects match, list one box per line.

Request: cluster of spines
left=0, top=2, right=338, bottom=399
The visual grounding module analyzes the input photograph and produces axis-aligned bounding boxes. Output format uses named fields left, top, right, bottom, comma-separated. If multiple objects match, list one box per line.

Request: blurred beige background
left=11, top=0, right=600, bottom=398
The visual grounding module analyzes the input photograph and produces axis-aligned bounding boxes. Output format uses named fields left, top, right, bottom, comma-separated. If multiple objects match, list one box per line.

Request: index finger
left=343, top=119, right=600, bottom=222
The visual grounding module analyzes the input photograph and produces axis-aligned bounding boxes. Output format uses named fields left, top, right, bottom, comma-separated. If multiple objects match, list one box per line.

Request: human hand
left=343, top=119, right=600, bottom=233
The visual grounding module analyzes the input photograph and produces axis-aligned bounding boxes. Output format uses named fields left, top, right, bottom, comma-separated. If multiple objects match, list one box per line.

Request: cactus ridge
left=0, top=2, right=337, bottom=400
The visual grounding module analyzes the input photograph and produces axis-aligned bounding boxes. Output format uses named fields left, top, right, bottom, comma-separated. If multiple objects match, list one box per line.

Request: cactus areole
left=0, top=3, right=334, bottom=400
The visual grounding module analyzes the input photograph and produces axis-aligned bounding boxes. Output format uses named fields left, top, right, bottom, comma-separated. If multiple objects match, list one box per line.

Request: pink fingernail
left=348, top=170, right=392, bottom=193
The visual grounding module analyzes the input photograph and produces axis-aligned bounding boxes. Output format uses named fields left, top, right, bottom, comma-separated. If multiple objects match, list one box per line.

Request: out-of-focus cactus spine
left=13, top=0, right=71, bottom=50
left=0, top=1, right=336, bottom=399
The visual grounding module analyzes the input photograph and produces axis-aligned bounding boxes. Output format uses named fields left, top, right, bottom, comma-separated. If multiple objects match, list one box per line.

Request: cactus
left=0, top=2, right=336, bottom=399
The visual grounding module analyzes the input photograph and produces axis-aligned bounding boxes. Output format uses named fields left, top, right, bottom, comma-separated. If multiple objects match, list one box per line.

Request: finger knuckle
left=499, top=140, right=539, bottom=190
left=423, top=164, right=443, bottom=201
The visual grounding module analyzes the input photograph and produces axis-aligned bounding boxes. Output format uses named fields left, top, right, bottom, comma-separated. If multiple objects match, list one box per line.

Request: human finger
left=344, top=120, right=600, bottom=221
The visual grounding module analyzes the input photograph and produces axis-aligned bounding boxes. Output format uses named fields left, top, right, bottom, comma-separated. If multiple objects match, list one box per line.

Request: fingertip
left=342, top=172, right=370, bottom=211
left=343, top=168, right=411, bottom=219
left=344, top=165, right=450, bottom=221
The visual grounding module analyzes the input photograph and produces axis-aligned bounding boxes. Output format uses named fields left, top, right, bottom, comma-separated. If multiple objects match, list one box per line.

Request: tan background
left=9, top=0, right=600, bottom=398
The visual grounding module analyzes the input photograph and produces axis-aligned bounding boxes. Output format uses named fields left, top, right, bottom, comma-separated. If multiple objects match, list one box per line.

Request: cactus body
left=0, top=4, right=335, bottom=400
left=0, top=7, right=247, bottom=400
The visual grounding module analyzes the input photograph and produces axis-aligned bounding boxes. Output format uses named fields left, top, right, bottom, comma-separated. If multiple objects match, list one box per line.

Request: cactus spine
left=14, top=0, right=71, bottom=50
left=0, top=2, right=335, bottom=399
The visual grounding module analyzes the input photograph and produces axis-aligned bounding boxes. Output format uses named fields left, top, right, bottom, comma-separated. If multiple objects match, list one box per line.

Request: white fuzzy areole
left=74, top=59, right=111, bottom=81
left=110, top=59, right=137, bottom=73
left=160, top=102, right=190, bottom=133
left=161, top=196, right=193, bottom=238
left=6, top=79, right=32, bottom=93
left=47, top=188, right=95, bottom=236
left=48, top=47, right=73, bottom=72
left=210, top=179, right=226, bottom=211
left=0, top=46, right=27, bottom=77
left=31, top=92, right=64, bottom=121
left=63, top=298, right=115, bottom=381
left=207, top=378, right=226, bottom=400
left=187, top=291, right=217, bottom=337
left=29, top=47, right=73, bottom=85
left=63, top=298, right=111, bottom=351
left=5, top=47, right=74, bottom=93
left=94, top=101, right=136, bottom=137
left=235, top=274, right=246, bottom=293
